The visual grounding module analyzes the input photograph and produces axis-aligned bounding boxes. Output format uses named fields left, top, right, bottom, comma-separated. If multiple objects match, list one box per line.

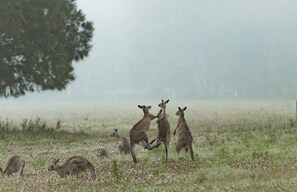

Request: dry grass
left=0, top=99, right=296, bottom=191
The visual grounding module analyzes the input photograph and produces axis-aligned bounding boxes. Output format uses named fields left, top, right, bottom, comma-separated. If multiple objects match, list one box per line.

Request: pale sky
left=8, top=0, right=297, bottom=100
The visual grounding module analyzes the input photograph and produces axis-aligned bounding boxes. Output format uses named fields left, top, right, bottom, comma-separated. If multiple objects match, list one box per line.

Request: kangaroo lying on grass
left=111, top=129, right=131, bottom=155
left=150, top=99, right=171, bottom=161
left=0, top=155, right=25, bottom=177
left=173, top=107, right=194, bottom=160
left=98, top=148, right=108, bottom=157
left=129, top=105, right=157, bottom=163
left=48, top=156, right=96, bottom=179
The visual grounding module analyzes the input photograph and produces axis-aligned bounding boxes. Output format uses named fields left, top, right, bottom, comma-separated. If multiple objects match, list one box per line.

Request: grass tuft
left=0, top=100, right=296, bottom=191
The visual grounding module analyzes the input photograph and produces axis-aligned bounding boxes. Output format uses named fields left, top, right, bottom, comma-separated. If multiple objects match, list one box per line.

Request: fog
left=13, top=0, right=297, bottom=100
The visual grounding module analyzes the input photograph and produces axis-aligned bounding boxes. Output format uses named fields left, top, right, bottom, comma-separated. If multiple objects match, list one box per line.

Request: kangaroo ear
left=165, top=99, right=169, bottom=104
left=178, top=107, right=181, bottom=111
left=183, top=107, right=187, bottom=111
left=0, top=167, right=2, bottom=173
left=114, top=129, right=118, bottom=132
left=162, top=99, right=164, bottom=102
left=53, top=159, right=59, bottom=164
left=138, top=105, right=142, bottom=109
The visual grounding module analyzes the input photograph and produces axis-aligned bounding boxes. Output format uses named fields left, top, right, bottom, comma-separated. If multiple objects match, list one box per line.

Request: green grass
left=0, top=100, right=296, bottom=191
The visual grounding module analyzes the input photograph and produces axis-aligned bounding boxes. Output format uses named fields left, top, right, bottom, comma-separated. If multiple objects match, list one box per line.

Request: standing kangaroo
left=129, top=105, right=157, bottom=163
left=150, top=99, right=171, bottom=161
left=48, top=156, right=96, bottom=179
left=0, top=155, right=25, bottom=177
left=173, top=107, right=194, bottom=160
left=111, top=129, right=131, bottom=155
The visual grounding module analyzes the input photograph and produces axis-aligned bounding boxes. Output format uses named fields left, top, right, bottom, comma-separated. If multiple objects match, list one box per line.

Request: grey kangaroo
left=129, top=105, right=157, bottom=163
left=0, top=155, right=25, bottom=177
left=98, top=148, right=108, bottom=157
left=173, top=107, right=194, bottom=160
left=111, top=129, right=131, bottom=155
left=150, top=99, right=171, bottom=161
left=48, top=156, right=96, bottom=179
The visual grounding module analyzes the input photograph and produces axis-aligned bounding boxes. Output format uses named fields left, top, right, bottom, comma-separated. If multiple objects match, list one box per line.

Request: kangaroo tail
left=187, top=142, right=195, bottom=161
left=130, top=142, right=138, bottom=163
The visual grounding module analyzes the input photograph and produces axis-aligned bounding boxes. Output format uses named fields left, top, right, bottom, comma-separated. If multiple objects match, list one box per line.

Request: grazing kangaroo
left=150, top=99, right=171, bottom=161
left=111, top=129, right=131, bottom=155
left=48, top=156, right=96, bottom=179
left=0, top=155, right=25, bottom=177
left=173, top=107, right=194, bottom=160
left=98, top=148, right=108, bottom=157
left=129, top=105, right=157, bottom=163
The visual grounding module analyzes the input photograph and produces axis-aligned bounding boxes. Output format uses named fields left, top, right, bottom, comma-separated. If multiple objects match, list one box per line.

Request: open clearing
left=0, top=100, right=296, bottom=191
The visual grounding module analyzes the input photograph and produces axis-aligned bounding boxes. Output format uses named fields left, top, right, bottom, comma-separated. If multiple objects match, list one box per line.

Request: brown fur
left=151, top=99, right=171, bottom=161
left=173, top=107, right=194, bottom=160
left=0, top=155, right=25, bottom=177
left=129, top=105, right=157, bottom=163
left=111, top=129, right=131, bottom=155
left=48, top=156, right=96, bottom=179
left=98, top=148, right=108, bottom=157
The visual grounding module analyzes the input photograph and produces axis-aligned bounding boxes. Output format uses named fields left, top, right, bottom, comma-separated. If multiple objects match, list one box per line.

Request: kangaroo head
left=111, top=129, right=120, bottom=137
left=0, top=167, right=7, bottom=176
left=138, top=105, right=151, bottom=114
left=99, top=148, right=108, bottom=157
left=176, top=107, right=187, bottom=117
left=48, top=158, right=60, bottom=171
left=158, top=99, right=169, bottom=109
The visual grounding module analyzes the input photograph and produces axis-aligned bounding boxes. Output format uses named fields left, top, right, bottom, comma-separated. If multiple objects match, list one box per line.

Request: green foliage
left=289, top=118, right=295, bottom=127
left=111, top=159, right=122, bottom=180
left=31, top=156, right=47, bottom=168
left=0, top=0, right=94, bottom=97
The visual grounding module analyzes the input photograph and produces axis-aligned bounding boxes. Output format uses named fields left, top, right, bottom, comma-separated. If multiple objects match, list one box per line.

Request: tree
left=0, top=0, right=94, bottom=97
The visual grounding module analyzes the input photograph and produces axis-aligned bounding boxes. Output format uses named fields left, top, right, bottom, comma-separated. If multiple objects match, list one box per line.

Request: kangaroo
left=0, top=155, right=25, bottom=177
left=98, top=148, right=108, bottom=157
left=150, top=99, right=171, bottom=161
left=48, top=156, right=96, bottom=179
left=129, top=105, right=157, bottom=163
left=111, top=129, right=131, bottom=155
left=173, top=107, right=194, bottom=160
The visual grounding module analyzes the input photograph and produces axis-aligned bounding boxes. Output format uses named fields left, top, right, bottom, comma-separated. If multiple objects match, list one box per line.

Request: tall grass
left=0, top=117, right=94, bottom=142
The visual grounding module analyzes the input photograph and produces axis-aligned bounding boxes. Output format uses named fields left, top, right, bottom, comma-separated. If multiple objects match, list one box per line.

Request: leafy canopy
left=0, top=0, right=94, bottom=97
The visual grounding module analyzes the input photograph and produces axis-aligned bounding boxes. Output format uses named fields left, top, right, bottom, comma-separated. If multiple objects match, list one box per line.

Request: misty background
left=9, top=0, right=297, bottom=100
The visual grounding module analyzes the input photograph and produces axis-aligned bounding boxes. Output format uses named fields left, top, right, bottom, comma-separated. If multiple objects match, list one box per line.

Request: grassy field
left=0, top=99, right=296, bottom=191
